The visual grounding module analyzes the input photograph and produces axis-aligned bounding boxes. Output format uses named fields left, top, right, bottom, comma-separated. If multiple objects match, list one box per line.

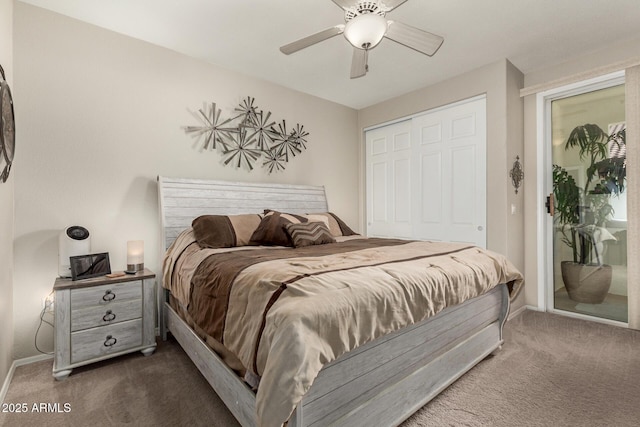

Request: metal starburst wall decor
left=184, top=97, right=309, bottom=173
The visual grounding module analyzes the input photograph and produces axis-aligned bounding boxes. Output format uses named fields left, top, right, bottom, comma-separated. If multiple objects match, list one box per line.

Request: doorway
left=544, top=73, right=627, bottom=324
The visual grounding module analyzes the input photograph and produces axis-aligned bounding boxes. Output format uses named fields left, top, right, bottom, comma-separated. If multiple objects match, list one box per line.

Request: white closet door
left=365, top=96, right=486, bottom=247
left=366, top=120, right=413, bottom=238
left=412, top=97, right=486, bottom=247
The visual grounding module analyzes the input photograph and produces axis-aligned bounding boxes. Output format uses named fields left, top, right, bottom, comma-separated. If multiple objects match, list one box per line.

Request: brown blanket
left=189, top=238, right=412, bottom=344
left=163, top=230, right=524, bottom=427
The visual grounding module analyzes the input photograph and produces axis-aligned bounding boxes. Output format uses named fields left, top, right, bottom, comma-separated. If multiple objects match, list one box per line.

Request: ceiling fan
left=280, top=0, right=444, bottom=79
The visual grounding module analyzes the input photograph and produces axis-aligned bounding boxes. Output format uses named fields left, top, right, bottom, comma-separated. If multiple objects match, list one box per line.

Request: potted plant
left=552, top=123, right=626, bottom=303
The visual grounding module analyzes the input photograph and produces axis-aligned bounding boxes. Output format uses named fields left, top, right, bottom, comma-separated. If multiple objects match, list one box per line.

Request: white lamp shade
left=344, top=14, right=388, bottom=49
left=127, top=240, right=144, bottom=272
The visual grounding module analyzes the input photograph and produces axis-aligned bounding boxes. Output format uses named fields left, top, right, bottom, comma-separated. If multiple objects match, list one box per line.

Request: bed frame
left=157, top=176, right=510, bottom=427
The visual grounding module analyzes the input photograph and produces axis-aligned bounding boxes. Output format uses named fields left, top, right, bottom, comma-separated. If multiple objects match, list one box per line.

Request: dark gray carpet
left=1, top=310, right=639, bottom=426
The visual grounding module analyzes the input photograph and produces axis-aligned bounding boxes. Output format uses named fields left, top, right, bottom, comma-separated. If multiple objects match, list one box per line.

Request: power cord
left=35, top=291, right=54, bottom=355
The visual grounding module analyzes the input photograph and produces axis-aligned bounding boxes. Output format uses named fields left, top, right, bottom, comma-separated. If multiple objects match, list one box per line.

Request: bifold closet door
left=365, top=120, right=413, bottom=239
left=411, top=97, right=486, bottom=247
left=365, top=96, right=486, bottom=247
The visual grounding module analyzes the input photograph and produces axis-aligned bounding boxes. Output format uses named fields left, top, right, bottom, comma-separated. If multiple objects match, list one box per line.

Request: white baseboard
left=2, top=325, right=163, bottom=403
left=0, top=362, right=16, bottom=404
left=1, top=354, right=53, bottom=404
left=508, top=304, right=540, bottom=320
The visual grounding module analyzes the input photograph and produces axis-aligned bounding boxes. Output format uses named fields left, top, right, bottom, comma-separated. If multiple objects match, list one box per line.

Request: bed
left=157, top=176, right=523, bottom=427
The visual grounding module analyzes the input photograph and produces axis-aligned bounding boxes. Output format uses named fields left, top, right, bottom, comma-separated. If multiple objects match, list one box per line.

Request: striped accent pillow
left=304, top=212, right=358, bottom=237
left=284, top=222, right=336, bottom=248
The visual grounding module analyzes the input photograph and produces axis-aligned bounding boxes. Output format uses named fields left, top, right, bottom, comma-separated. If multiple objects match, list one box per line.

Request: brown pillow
left=192, top=214, right=262, bottom=248
left=284, top=222, right=336, bottom=248
left=249, top=211, right=308, bottom=246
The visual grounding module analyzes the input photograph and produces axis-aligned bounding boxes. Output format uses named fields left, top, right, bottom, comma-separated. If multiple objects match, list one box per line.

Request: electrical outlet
left=42, top=295, right=55, bottom=313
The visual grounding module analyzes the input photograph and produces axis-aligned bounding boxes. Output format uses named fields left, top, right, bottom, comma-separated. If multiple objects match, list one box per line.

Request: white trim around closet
left=363, top=94, right=487, bottom=132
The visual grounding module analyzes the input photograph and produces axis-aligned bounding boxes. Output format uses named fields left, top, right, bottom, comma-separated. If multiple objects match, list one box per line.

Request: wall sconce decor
left=509, top=155, right=524, bottom=194
left=125, top=240, right=144, bottom=274
left=184, top=96, right=309, bottom=173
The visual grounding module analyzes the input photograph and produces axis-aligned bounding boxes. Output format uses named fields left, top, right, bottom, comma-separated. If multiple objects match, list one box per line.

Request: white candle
left=126, top=240, right=144, bottom=272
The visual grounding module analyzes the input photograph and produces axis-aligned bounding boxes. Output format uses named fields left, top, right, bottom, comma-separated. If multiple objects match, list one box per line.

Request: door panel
left=371, top=161, right=387, bottom=223
left=366, top=120, right=412, bottom=238
left=394, top=158, right=411, bottom=223
left=420, top=152, right=442, bottom=225
left=451, top=146, right=476, bottom=224
left=412, top=97, right=486, bottom=247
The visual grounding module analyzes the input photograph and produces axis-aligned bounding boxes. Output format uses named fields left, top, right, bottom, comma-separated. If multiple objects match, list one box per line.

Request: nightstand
left=52, top=269, right=157, bottom=380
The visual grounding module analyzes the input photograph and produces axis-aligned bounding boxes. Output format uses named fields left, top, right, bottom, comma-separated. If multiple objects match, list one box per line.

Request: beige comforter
left=163, top=230, right=524, bottom=427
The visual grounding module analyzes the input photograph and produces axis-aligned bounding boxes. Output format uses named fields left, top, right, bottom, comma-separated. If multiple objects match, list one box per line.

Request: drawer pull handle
left=102, top=310, right=116, bottom=322
left=102, top=290, right=116, bottom=302
left=104, top=335, right=117, bottom=347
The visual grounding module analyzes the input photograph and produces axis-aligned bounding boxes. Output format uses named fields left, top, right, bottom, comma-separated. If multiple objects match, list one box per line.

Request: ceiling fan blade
left=379, top=0, right=408, bottom=12
left=280, top=25, right=345, bottom=55
left=350, top=48, right=368, bottom=79
left=385, top=20, right=444, bottom=56
left=331, top=0, right=354, bottom=10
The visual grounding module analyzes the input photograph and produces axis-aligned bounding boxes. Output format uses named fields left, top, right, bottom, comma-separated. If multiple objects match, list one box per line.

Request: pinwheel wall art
left=184, top=97, right=309, bottom=173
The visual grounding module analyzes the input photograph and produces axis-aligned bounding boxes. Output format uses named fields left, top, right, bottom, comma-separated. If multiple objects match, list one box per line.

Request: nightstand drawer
left=71, top=280, right=142, bottom=310
left=71, top=299, right=142, bottom=332
left=71, top=319, right=142, bottom=364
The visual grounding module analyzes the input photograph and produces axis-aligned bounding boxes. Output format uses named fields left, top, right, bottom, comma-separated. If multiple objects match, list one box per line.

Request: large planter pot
left=561, top=261, right=612, bottom=304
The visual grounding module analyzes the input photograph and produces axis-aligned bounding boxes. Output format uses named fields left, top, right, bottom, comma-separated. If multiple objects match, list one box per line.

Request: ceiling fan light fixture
left=279, top=0, right=444, bottom=78
left=344, top=13, right=388, bottom=50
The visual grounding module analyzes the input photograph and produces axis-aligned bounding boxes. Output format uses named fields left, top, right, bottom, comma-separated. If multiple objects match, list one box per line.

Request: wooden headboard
left=157, top=176, right=329, bottom=250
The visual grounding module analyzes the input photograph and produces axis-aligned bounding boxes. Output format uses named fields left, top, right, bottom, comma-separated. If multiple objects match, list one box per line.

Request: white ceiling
left=18, top=0, right=640, bottom=109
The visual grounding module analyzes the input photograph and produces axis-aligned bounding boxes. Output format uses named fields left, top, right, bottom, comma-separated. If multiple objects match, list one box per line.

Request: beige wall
left=12, top=3, right=359, bottom=358
left=0, top=0, right=14, bottom=384
left=358, top=59, right=526, bottom=310
left=506, top=60, right=525, bottom=279
left=522, top=35, right=640, bottom=310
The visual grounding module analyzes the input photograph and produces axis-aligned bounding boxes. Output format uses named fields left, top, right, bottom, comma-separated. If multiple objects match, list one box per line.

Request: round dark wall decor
left=0, top=64, right=15, bottom=183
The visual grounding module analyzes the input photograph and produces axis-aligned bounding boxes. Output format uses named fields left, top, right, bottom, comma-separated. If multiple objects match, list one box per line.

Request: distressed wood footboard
left=163, top=284, right=509, bottom=427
